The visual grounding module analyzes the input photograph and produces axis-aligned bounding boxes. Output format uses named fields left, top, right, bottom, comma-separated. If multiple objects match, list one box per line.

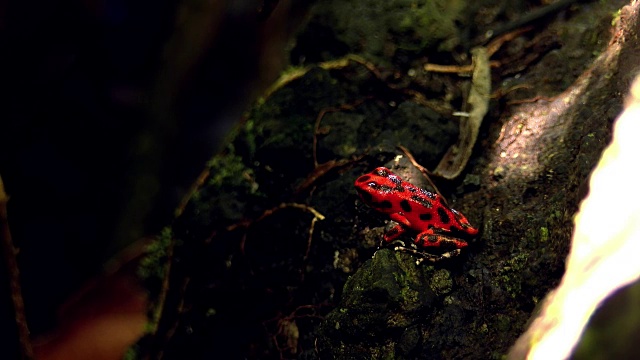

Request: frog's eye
left=356, top=175, right=371, bottom=183
left=388, top=175, right=401, bottom=185
left=375, top=168, right=388, bottom=177
left=367, top=182, right=387, bottom=192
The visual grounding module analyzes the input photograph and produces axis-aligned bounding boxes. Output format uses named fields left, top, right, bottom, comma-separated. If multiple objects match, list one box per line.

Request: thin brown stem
left=397, top=145, right=444, bottom=199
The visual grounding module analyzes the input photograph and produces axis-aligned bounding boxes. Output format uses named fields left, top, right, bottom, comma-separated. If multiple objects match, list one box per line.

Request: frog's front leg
left=383, top=213, right=411, bottom=242
left=383, top=224, right=405, bottom=243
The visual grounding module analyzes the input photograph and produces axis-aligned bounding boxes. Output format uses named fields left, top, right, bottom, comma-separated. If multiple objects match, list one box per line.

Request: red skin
left=354, top=167, right=478, bottom=259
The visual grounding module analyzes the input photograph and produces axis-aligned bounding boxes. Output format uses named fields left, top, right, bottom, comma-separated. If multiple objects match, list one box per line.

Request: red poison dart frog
left=354, top=167, right=478, bottom=264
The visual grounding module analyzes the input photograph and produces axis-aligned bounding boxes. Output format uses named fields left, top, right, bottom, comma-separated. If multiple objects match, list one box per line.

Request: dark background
left=0, top=0, right=306, bottom=355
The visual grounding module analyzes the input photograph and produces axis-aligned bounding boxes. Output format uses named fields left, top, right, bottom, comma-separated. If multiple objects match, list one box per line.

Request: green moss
left=206, top=154, right=254, bottom=189
left=123, top=346, right=139, bottom=360
left=495, top=253, right=530, bottom=299
left=429, top=269, right=453, bottom=296
left=611, top=8, right=622, bottom=27
left=309, top=0, right=464, bottom=61
left=134, top=227, right=175, bottom=356
left=325, top=249, right=434, bottom=344
left=391, top=0, right=463, bottom=52
left=183, top=152, right=259, bottom=225
left=392, top=253, right=427, bottom=306
left=539, top=227, right=549, bottom=242
left=494, top=314, right=512, bottom=332
left=399, top=281, right=420, bottom=304
left=478, top=322, right=488, bottom=334
left=137, top=227, right=173, bottom=280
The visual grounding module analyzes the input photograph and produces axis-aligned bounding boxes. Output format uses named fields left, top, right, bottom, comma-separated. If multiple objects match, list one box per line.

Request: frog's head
left=354, top=167, right=401, bottom=212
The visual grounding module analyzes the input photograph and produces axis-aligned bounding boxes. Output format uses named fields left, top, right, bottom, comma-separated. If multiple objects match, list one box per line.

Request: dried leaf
left=433, top=47, right=490, bottom=179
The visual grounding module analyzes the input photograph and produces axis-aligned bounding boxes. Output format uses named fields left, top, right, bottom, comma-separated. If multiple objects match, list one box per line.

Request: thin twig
left=396, top=145, right=443, bottom=199
left=424, top=27, right=531, bottom=74
left=424, top=61, right=500, bottom=74
left=0, top=175, right=34, bottom=359
left=228, top=203, right=325, bottom=233
left=313, top=99, right=368, bottom=167
left=478, top=0, right=580, bottom=45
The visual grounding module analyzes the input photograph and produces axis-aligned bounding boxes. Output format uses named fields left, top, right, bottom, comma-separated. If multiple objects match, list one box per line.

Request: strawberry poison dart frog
left=354, top=167, right=478, bottom=264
